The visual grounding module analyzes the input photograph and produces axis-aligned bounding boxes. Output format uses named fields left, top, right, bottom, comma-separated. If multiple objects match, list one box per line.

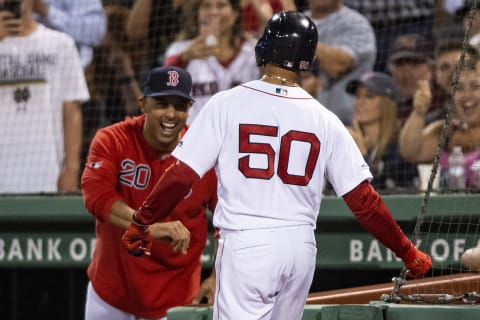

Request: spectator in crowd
left=426, top=37, right=478, bottom=124
left=390, top=34, right=478, bottom=127
left=89, top=4, right=143, bottom=125
left=163, top=0, right=259, bottom=124
left=387, top=33, right=439, bottom=125
left=343, top=0, right=437, bottom=72
left=32, top=0, right=107, bottom=70
left=399, top=58, right=480, bottom=190
left=305, top=0, right=376, bottom=125
left=126, top=0, right=182, bottom=73
left=346, top=71, right=418, bottom=191
left=81, top=66, right=218, bottom=319
left=80, top=4, right=144, bottom=173
left=0, top=0, right=89, bottom=194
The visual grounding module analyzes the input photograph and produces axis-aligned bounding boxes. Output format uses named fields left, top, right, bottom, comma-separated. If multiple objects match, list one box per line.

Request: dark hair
left=434, top=38, right=478, bottom=59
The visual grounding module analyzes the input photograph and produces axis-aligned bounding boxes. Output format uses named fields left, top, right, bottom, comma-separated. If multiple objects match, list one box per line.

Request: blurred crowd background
left=2, top=0, right=480, bottom=195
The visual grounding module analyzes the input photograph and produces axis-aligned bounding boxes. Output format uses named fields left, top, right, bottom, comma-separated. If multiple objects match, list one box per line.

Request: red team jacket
left=81, top=115, right=217, bottom=318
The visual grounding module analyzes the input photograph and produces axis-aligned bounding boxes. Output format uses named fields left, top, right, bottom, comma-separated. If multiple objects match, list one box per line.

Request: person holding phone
left=0, top=0, right=89, bottom=193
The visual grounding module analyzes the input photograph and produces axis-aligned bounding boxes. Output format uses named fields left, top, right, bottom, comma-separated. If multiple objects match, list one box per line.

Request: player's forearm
left=134, top=160, right=200, bottom=225
left=63, top=101, right=82, bottom=172
left=109, top=200, right=137, bottom=229
left=343, top=181, right=412, bottom=259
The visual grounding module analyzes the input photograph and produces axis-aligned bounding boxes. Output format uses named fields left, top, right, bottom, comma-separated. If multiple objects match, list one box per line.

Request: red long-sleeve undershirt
left=343, top=180, right=413, bottom=260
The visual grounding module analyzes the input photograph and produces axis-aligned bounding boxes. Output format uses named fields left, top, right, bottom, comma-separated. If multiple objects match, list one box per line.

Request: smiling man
left=81, top=66, right=218, bottom=320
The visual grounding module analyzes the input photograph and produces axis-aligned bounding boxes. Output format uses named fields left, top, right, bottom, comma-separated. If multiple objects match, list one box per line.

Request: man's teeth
left=162, top=123, right=175, bottom=128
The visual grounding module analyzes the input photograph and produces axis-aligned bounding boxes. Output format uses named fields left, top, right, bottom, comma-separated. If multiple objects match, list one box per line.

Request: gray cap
left=143, top=66, right=194, bottom=101
left=346, top=71, right=399, bottom=102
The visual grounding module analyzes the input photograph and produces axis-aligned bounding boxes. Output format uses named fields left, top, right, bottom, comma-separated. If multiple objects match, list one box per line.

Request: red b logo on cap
left=166, top=70, right=179, bottom=87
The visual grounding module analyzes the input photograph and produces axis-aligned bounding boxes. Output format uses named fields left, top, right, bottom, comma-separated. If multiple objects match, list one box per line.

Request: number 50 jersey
left=173, top=80, right=372, bottom=230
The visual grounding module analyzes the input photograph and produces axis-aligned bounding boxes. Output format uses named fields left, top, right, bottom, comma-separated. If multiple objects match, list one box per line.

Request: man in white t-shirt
left=0, top=0, right=89, bottom=193
left=122, top=11, right=431, bottom=320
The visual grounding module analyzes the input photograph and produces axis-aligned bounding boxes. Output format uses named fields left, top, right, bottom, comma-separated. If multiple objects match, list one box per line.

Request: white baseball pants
left=214, top=225, right=317, bottom=320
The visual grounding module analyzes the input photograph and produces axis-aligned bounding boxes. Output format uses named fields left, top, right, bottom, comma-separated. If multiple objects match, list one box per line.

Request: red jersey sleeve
left=81, top=129, right=124, bottom=222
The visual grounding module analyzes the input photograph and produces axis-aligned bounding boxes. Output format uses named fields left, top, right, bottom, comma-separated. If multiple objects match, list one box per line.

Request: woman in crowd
left=346, top=71, right=418, bottom=191
left=399, top=58, right=480, bottom=190
left=163, top=0, right=259, bottom=124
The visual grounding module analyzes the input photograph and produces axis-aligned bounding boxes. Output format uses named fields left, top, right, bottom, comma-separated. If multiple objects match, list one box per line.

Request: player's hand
left=122, top=217, right=153, bottom=257
left=402, top=244, right=432, bottom=279
left=192, top=273, right=215, bottom=304
left=150, top=220, right=190, bottom=254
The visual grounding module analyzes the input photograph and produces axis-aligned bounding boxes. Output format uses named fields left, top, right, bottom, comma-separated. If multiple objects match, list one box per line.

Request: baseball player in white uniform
left=122, top=11, right=432, bottom=320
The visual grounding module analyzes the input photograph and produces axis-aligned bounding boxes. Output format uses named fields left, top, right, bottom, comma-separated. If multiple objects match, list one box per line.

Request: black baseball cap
left=387, top=33, right=432, bottom=65
left=143, top=66, right=194, bottom=101
left=346, top=71, right=399, bottom=102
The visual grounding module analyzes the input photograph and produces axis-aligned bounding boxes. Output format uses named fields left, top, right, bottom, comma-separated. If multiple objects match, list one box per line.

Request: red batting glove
left=122, top=217, right=153, bottom=257
left=402, top=244, right=432, bottom=279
